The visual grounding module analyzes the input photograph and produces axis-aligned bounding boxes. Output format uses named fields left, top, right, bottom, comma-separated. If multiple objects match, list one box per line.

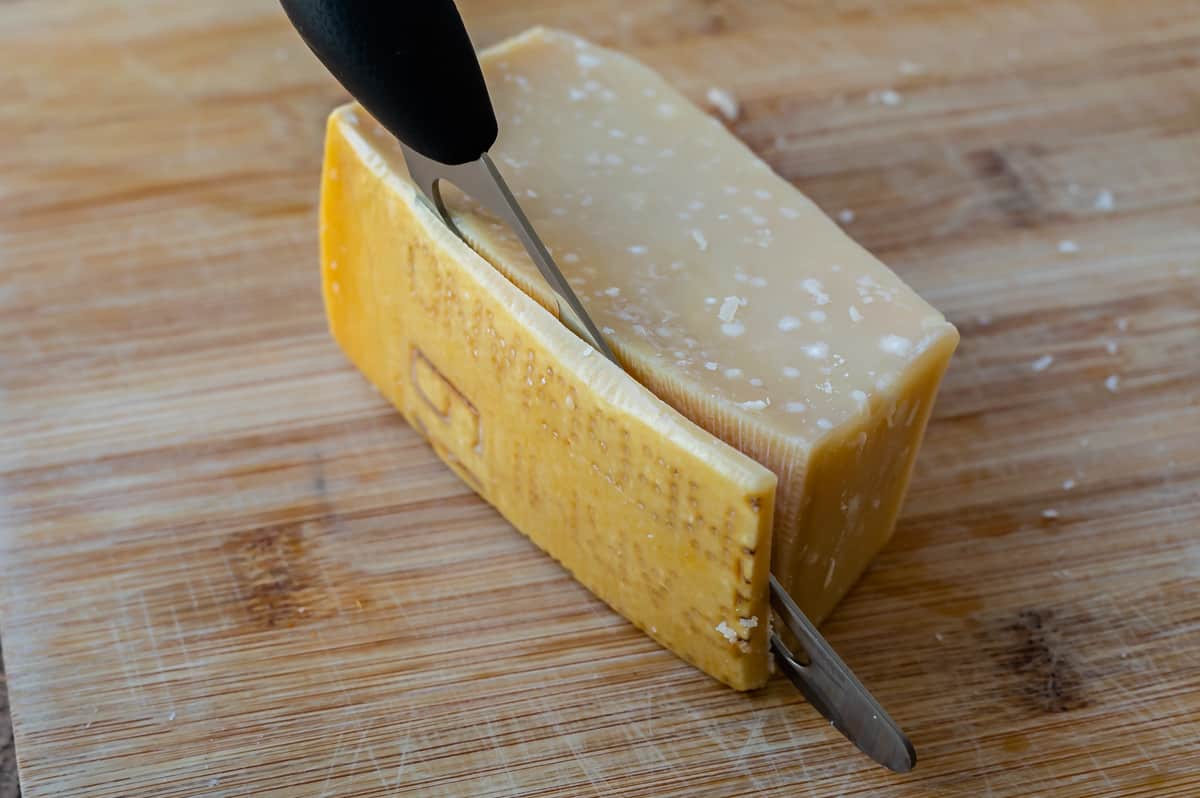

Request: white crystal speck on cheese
left=718, top=296, right=742, bottom=322
left=880, top=335, right=912, bottom=356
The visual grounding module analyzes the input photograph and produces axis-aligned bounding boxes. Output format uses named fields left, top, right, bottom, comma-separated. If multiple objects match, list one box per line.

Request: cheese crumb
left=1116, top=317, right=1129, bottom=331
left=1094, top=190, right=1115, bottom=212
left=785, top=401, right=807, bottom=413
left=1105, top=374, right=1120, bottom=392
left=1042, top=509, right=1060, bottom=519
left=704, top=361, right=719, bottom=371
left=1031, top=354, right=1054, bottom=372
left=1062, top=478, right=1076, bottom=491
left=604, top=286, right=620, bottom=296
left=809, top=310, right=827, bottom=323
left=739, top=399, right=769, bottom=411
left=739, top=616, right=759, bottom=629
left=721, top=321, right=745, bottom=337
left=816, top=418, right=833, bottom=430
left=706, top=87, right=740, bottom=122
left=849, top=305, right=864, bottom=323
left=1105, top=340, right=1118, bottom=354
left=690, top=229, right=709, bottom=250
left=871, top=89, right=903, bottom=106
left=628, top=244, right=647, bottom=255
left=781, top=366, right=801, bottom=378
left=715, top=621, right=739, bottom=642
left=777, top=315, right=801, bottom=332
left=725, top=367, right=743, bottom=379
left=1057, top=239, right=1080, bottom=254
left=837, top=208, right=856, bottom=224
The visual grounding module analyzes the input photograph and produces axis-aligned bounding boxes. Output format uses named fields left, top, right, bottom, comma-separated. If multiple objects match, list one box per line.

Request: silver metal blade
left=770, top=574, right=916, bottom=772
left=401, top=144, right=620, bottom=366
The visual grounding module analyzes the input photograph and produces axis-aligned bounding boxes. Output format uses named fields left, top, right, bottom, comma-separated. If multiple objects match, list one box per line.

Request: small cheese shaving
left=871, top=89, right=903, bottom=106
left=715, top=621, right=738, bottom=643
left=706, top=87, right=740, bottom=122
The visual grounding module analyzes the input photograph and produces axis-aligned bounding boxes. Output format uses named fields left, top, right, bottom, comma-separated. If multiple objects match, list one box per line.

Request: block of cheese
left=320, top=28, right=957, bottom=689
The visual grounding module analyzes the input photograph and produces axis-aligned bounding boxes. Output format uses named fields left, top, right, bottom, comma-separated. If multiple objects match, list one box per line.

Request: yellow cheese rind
left=321, top=110, right=777, bottom=690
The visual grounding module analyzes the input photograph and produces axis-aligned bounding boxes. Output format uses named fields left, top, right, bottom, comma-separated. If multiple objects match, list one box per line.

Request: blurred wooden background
left=1, top=0, right=1198, bottom=795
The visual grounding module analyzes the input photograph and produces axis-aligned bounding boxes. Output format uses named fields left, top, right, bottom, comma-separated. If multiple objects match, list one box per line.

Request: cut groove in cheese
left=320, top=28, right=957, bottom=689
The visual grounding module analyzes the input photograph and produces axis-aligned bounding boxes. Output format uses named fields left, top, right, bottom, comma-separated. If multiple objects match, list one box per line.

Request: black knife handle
left=281, top=0, right=498, bottom=165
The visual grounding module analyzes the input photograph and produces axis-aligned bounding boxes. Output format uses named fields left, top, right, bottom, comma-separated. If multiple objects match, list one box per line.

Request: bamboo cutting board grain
left=1, top=0, right=1199, bottom=795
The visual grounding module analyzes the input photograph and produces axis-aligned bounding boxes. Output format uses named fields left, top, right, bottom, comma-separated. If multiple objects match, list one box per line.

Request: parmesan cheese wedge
left=320, top=28, right=957, bottom=690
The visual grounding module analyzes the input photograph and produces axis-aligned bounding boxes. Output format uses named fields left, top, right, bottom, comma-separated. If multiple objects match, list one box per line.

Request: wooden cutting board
left=1, top=0, right=1198, bottom=795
